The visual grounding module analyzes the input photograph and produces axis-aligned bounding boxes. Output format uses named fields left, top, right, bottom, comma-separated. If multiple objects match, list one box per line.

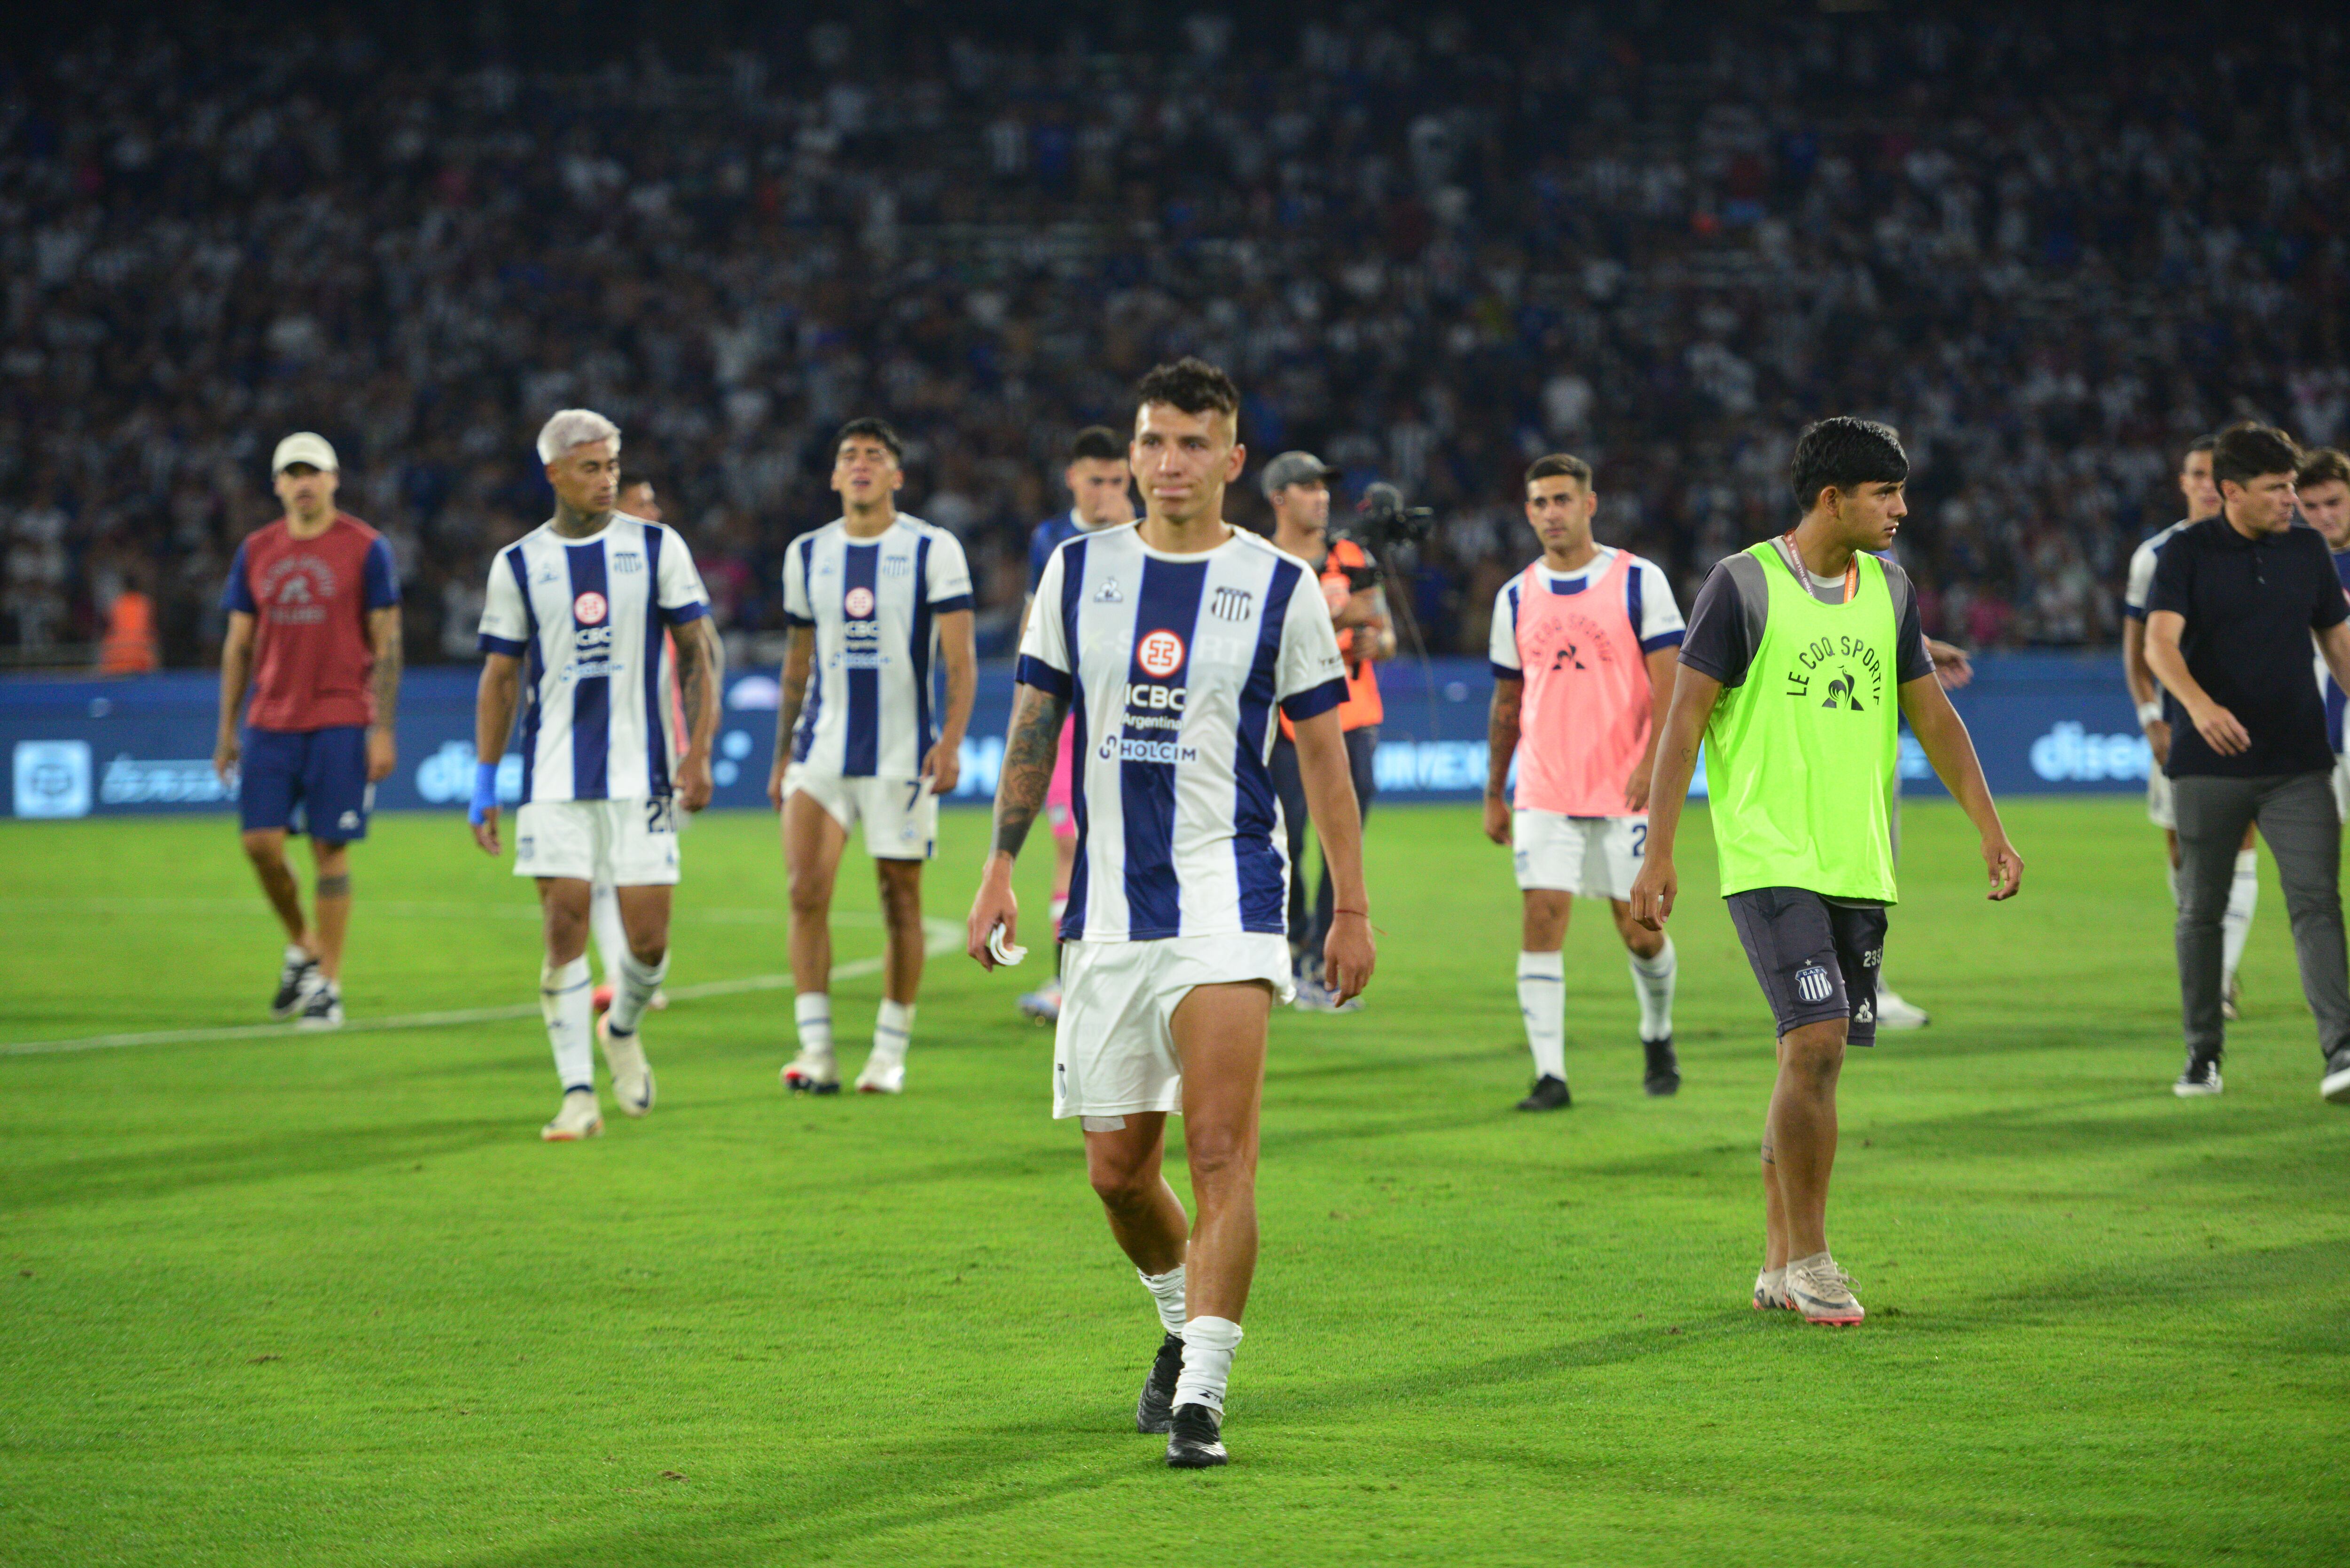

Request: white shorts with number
left=785, top=765, right=938, bottom=861
left=1512, top=810, right=1647, bottom=900
left=2146, top=767, right=2176, bottom=830
left=513, top=797, right=681, bottom=885
left=1052, top=933, right=1294, bottom=1121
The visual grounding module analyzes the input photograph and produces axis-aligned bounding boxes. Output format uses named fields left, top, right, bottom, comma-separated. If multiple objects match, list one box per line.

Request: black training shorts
left=1723, top=886, right=1887, bottom=1047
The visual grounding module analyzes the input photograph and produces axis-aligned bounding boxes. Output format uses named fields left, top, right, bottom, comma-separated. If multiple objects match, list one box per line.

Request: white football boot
left=854, top=1044, right=907, bottom=1095
left=597, top=1013, right=655, bottom=1117
left=782, top=1050, right=840, bottom=1095
left=541, top=1087, right=603, bottom=1142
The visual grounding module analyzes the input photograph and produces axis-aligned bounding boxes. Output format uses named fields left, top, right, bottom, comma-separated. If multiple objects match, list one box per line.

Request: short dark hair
left=2210, top=421, right=2301, bottom=490
left=1069, top=426, right=1125, bottom=463
left=1526, top=453, right=1592, bottom=489
left=2298, top=447, right=2350, bottom=491
left=2183, top=434, right=2217, bottom=464
left=1789, top=417, right=1909, bottom=511
left=836, top=417, right=904, bottom=462
left=618, top=471, right=657, bottom=495
left=1134, top=357, right=1240, bottom=422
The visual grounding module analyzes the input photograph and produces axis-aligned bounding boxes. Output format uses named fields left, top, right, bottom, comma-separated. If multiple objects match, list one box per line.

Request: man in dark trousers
left=2145, top=422, right=2350, bottom=1103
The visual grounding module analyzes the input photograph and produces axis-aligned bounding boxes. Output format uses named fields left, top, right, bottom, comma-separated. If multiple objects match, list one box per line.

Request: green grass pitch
left=2, top=799, right=2346, bottom=1566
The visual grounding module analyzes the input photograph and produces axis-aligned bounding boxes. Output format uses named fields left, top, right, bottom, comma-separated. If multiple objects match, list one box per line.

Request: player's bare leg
left=597, top=883, right=669, bottom=1116
left=536, top=876, right=603, bottom=1140
left=1086, top=1110, right=1191, bottom=1433
left=1768, top=1017, right=1862, bottom=1323
left=308, top=839, right=352, bottom=981
left=781, top=791, right=850, bottom=1092
left=859, top=858, right=925, bottom=1092
left=1755, top=1134, right=1791, bottom=1309
left=1610, top=897, right=1680, bottom=1093
left=1515, top=889, right=1572, bottom=1108
left=243, top=827, right=326, bottom=1021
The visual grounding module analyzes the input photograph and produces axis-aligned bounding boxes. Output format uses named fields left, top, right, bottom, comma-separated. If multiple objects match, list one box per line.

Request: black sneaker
left=295, top=978, right=344, bottom=1030
left=271, top=946, right=320, bottom=1020
left=1166, top=1402, right=1227, bottom=1468
left=2173, top=1056, right=2223, bottom=1098
left=1642, top=1037, right=1681, bottom=1097
left=1136, top=1332, right=1183, bottom=1433
left=1517, top=1074, right=1571, bottom=1111
left=2320, top=1049, right=2350, bottom=1105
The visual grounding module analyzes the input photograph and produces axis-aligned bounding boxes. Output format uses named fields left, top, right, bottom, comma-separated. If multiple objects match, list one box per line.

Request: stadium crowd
left=2, top=5, right=2344, bottom=668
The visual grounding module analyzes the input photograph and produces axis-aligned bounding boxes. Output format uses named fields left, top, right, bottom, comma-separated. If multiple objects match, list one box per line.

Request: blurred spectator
left=0, top=7, right=2341, bottom=666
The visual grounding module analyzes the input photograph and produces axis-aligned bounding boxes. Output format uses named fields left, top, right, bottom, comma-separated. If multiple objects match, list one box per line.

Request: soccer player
left=770, top=419, right=977, bottom=1096
left=1484, top=453, right=1684, bottom=1108
left=966, top=358, right=1376, bottom=1469
left=2124, top=436, right=2256, bottom=1018
left=588, top=469, right=674, bottom=1018
left=1015, top=426, right=1136, bottom=1024
left=1631, top=418, right=2023, bottom=1326
left=470, top=410, right=722, bottom=1141
left=1264, top=450, right=1394, bottom=1010
left=213, top=432, right=403, bottom=1029
left=2295, top=448, right=2350, bottom=818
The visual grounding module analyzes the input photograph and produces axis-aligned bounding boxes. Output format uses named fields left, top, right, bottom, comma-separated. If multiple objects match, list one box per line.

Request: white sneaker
left=1754, top=1266, right=1790, bottom=1311
left=597, top=1013, right=655, bottom=1117
left=2319, top=1052, right=2350, bottom=1104
left=782, top=1051, right=840, bottom=1095
left=1784, top=1251, right=1864, bottom=1325
left=541, top=1087, right=603, bottom=1141
left=855, top=1048, right=907, bottom=1095
left=1874, top=986, right=1928, bottom=1030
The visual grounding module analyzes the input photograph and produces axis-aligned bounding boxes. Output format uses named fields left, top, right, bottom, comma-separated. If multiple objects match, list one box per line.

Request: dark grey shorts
left=1723, top=887, right=1888, bottom=1046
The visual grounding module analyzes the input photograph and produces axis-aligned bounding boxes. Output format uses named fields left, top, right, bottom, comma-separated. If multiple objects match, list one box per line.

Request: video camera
left=1327, top=481, right=1434, bottom=591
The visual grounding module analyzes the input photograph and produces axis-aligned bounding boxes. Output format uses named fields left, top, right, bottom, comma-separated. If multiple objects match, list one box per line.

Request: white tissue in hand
left=987, top=926, right=1028, bottom=966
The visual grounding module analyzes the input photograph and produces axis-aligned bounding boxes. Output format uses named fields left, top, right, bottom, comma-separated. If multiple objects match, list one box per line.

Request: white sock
left=795, top=992, right=833, bottom=1058
left=1629, top=936, right=1677, bottom=1043
left=1517, top=950, right=1566, bottom=1080
left=540, top=956, right=594, bottom=1092
left=610, top=947, right=668, bottom=1035
left=1139, top=1265, right=1187, bottom=1337
left=2223, top=848, right=2258, bottom=982
left=1172, top=1314, right=1243, bottom=1414
left=588, top=882, right=629, bottom=984
left=872, top=998, right=914, bottom=1064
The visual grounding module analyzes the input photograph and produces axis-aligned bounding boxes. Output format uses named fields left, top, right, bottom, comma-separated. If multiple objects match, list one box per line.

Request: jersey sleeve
left=1630, top=558, right=1685, bottom=652
left=362, top=536, right=401, bottom=609
left=1488, top=579, right=1523, bottom=679
left=2123, top=539, right=2161, bottom=618
left=927, top=533, right=975, bottom=614
left=655, top=531, right=712, bottom=625
left=1015, top=546, right=1072, bottom=697
left=2311, top=534, right=2349, bottom=630
left=1027, top=523, right=1056, bottom=596
left=1894, top=576, right=1935, bottom=685
left=1277, top=565, right=1351, bottom=721
left=478, top=550, right=529, bottom=657
left=1676, top=561, right=1756, bottom=687
left=221, top=541, right=255, bottom=615
left=783, top=537, right=814, bottom=627
left=2146, top=532, right=2193, bottom=620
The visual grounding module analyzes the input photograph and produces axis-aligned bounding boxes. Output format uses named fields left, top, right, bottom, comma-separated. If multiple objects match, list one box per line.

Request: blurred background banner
left=2, top=654, right=2152, bottom=818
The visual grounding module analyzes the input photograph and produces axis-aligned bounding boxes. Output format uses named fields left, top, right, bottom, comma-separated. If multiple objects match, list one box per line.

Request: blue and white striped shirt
left=783, top=515, right=974, bottom=779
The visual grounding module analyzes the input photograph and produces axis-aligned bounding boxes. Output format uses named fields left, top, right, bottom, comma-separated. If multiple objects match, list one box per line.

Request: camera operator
left=1264, top=452, right=1396, bottom=1009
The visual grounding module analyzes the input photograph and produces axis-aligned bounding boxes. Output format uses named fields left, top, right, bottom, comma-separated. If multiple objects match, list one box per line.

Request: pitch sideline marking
left=0, top=919, right=965, bottom=1058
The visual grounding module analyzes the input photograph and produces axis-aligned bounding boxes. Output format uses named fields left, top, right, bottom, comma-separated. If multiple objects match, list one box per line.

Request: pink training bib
left=1512, top=552, right=1654, bottom=817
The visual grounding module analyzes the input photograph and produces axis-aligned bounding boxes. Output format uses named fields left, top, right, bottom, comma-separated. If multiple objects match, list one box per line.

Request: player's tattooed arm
left=770, top=626, right=815, bottom=781
left=1482, top=675, right=1522, bottom=844
left=991, top=683, right=1070, bottom=860
left=364, top=607, right=404, bottom=783
left=672, top=616, right=725, bottom=812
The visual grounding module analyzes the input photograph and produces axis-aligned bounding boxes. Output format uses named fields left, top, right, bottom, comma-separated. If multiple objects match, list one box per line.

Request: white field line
left=0, top=917, right=962, bottom=1058
left=0, top=897, right=857, bottom=927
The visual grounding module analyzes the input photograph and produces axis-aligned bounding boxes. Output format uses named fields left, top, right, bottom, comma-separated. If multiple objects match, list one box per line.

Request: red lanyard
left=1782, top=532, right=1856, bottom=604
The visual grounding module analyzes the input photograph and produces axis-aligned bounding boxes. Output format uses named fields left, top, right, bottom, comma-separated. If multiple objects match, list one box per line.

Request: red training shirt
left=222, top=513, right=401, bottom=733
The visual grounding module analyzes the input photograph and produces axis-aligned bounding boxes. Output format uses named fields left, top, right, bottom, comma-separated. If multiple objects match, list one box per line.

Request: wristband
left=2137, top=701, right=2163, bottom=728
left=470, top=761, right=500, bottom=825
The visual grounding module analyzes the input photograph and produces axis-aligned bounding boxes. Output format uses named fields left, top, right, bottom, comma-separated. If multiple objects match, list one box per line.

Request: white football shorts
left=1512, top=809, right=1647, bottom=901
left=1052, top=933, right=1295, bottom=1120
left=785, top=765, right=937, bottom=861
left=2334, top=752, right=2350, bottom=824
left=2146, top=767, right=2176, bottom=830
left=513, top=796, right=682, bottom=885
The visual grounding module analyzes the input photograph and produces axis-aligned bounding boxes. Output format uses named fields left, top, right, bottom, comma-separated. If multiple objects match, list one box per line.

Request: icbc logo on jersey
left=1136, top=629, right=1185, bottom=678
left=573, top=590, right=609, bottom=625
left=844, top=586, right=876, bottom=618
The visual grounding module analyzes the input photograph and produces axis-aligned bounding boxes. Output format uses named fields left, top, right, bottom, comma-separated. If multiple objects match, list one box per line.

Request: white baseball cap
left=272, top=432, right=340, bottom=474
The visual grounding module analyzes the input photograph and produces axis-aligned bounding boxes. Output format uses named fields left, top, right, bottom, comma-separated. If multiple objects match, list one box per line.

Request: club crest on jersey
left=881, top=555, right=911, bottom=577
left=1136, top=629, right=1186, bottom=678
left=573, top=590, right=609, bottom=625
left=1209, top=586, right=1254, bottom=623
left=845, top=586, right=877, bottom=618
